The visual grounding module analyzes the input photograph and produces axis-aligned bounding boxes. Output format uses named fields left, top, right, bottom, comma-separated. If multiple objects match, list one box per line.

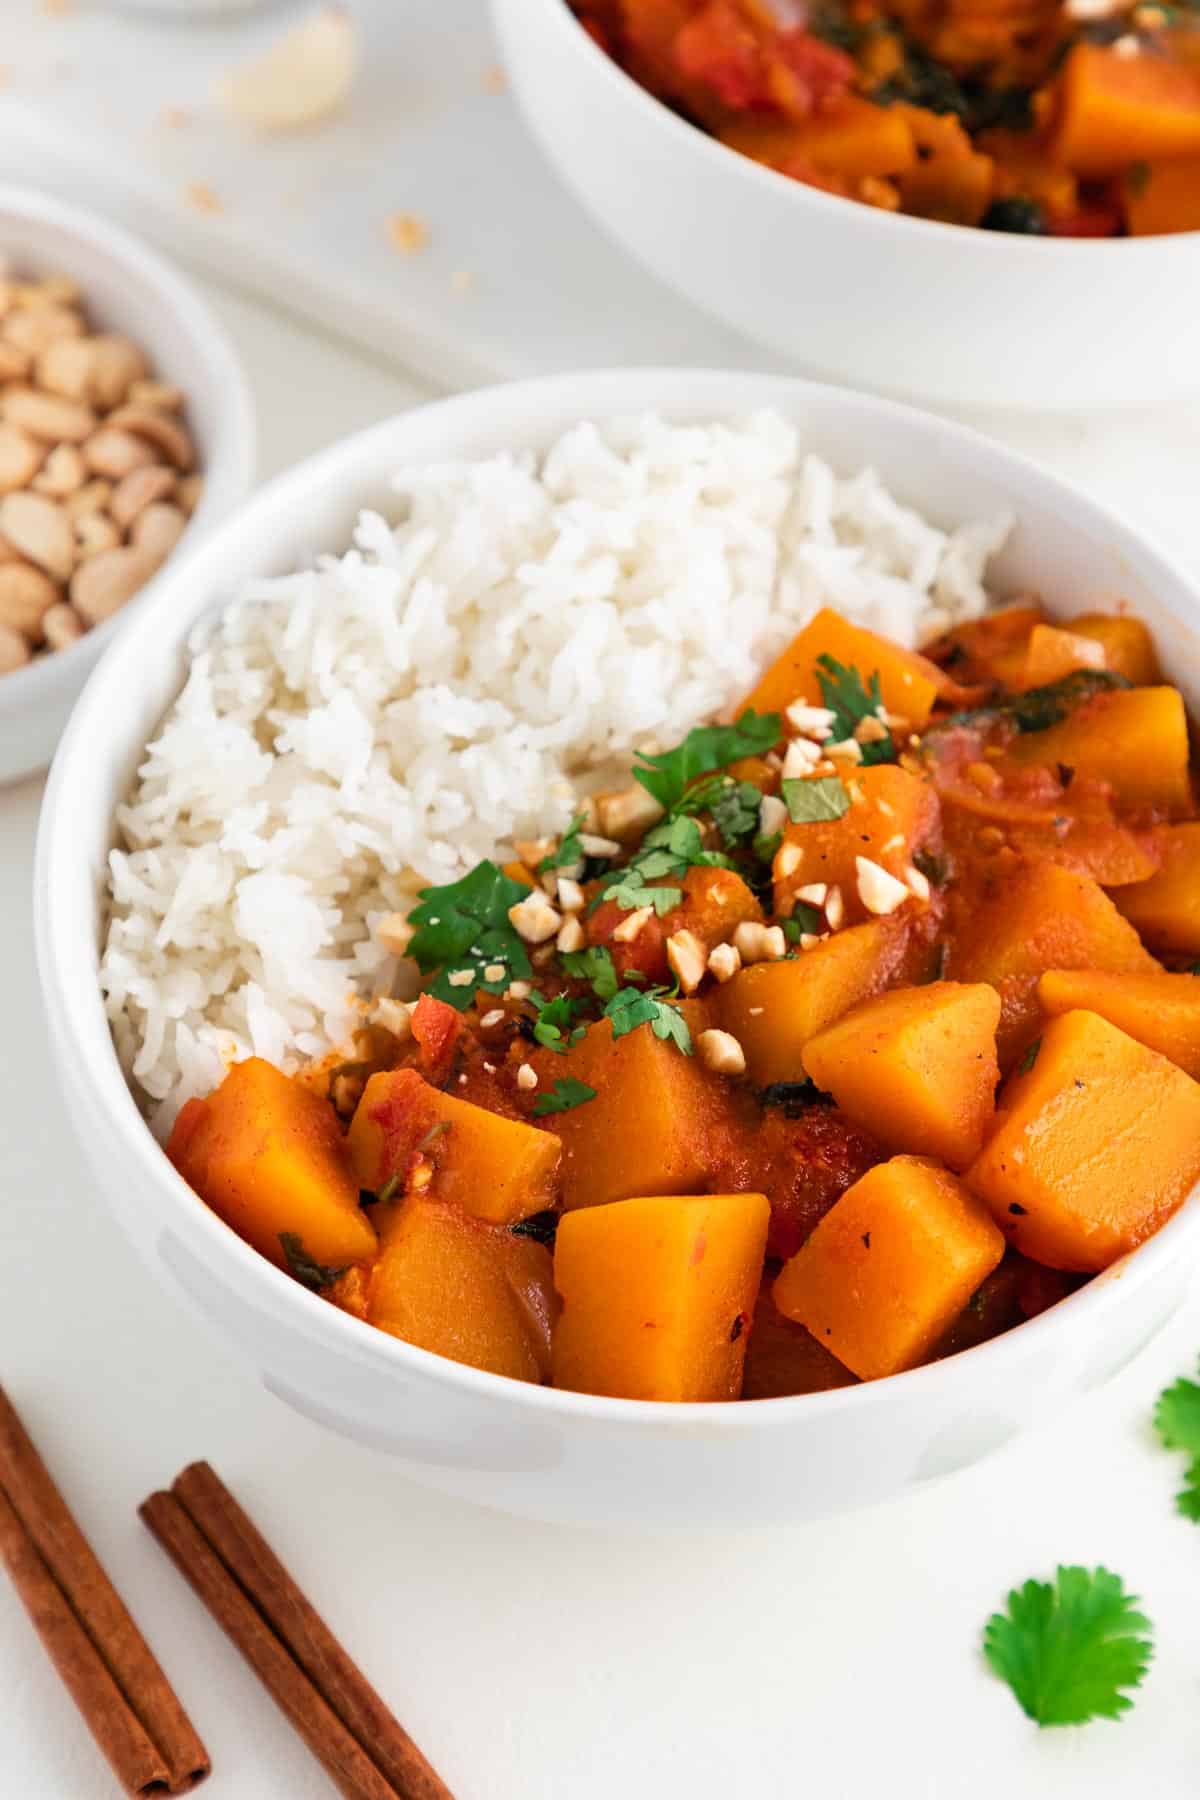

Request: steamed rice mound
left=100, top=411, right=1008, bottom=1130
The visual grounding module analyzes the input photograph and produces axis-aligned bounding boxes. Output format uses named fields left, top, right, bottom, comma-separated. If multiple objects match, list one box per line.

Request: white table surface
left=3, top=276, right=1200, bottom=1800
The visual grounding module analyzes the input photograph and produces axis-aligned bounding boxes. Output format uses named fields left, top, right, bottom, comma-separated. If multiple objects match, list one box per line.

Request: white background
left=3, top=283, right=1200, bottom=1797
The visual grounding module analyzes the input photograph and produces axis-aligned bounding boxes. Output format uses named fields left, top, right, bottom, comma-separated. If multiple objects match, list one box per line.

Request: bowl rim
left=35, top=364, right=1200, bottom=1434
left=535, top=0, right=1199, bottom=252
left=0, top=182, right=256, bottom=718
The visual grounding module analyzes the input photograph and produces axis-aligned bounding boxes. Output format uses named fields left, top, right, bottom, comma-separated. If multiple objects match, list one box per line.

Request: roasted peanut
left=74, top=512, right=121, bottom=559
left=107, top=404, right=195, bottom=471
left=0, top=424, right=45, bottom=494
left=87, top=336, right=149, bottom=410
left=40, top=602, right=84, bottom=651
left=2, top=303, right=84, bottom=357
left=70, top=545, right=156, bottom=625
left=32, top=443, right=86, bottom=498
left=0, top=621, right=30, bottom=672
left=109, top=464, right=175, bottom=531
left=82, top=426, right=158, bottom=480
left=132, top=501, right=186, bottom=562
left=0, top=563, right=60, bottom=640
left=65, top=479, right=113, bottom=519
left=0, top=492, right=75, bottom=582
left=2, top=386, right=97, bottom=443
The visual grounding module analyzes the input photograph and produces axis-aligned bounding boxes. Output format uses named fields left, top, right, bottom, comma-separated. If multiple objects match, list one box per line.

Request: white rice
left=100, top=410, right=1009, bottom=1131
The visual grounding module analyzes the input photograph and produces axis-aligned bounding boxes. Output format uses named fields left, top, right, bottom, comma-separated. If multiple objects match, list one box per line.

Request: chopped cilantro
left=406, top=860, right=532, bottom=1010
left=752, top=830, right=782, bottom=863
left=912, top=848, right=949, bottom=887
left=783, top=903, right=823, bottom=940
left=603, top=985, right=693, bottom=1054
left=1017, top=1038, right=1041, bottom=1076
left=639, top=812, right=732, bottom=871
left=538, top=812, right=586, bottom=874
left=632, top=710, right=780, bottom=812
left=510, top=1210, right=559, bottom=1246
left=710, top=778, right=765, bottom=848
left=561, top=944, right=623, bottom=1001
left=1153, top=1363, right=1200, bottom=1523
left=529, top=991, right=586, bottom=1054
left=594, top=869, right=682, bottom=918
left=983, top=1566, right=1153, bottom=1726
left=531, top=1078, right=597, bottom=1117
left=815, top=655, right=895, bottom=763
left=279, top=1233, right=348, bottom=1293
left=782, top=775, right=849, bottom=823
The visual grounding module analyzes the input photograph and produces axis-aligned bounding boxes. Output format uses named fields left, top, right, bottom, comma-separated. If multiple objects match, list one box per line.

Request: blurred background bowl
left=493, top=0, right=1200, bottom=413
left=0, top=186, right=254, bottom=787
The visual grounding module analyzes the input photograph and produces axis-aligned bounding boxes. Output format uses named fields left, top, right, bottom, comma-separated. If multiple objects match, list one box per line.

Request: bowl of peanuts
left=0, top=186, right=254, bottom=786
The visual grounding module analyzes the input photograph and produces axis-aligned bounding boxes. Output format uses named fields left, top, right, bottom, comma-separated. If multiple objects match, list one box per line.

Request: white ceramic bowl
left=34, top=369, right=1200, bottom=1530
left=492, top=0, right=1200, bottom=413
left=0, top=187, right=254, bottom=787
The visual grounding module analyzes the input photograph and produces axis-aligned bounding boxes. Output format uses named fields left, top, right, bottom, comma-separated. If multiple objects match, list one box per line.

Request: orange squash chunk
left=949, top=861, right=1159, bottom=1066
left=529, top=1019, right=716, bottom=1211
left=1016, top=623, right=1105, bottom=690
left=802, top=981, right=1001, bottom=1169
left=717, top=917, right=910, bottom=1087
left=1067, top=612, right=1160, bottom=685
left=740, top=607, right=944, bottom=727
left=772, top=764, right=939, bottom=920
left=1005, top=686, right=1190, bottom=813
left=740, top=1289, right=859, bottom=1399
left=721, top=100, right=916, bottom=179
left=552, top=1192, right=770, bottom=1401
left=1048, top=44, right=1200, bottom=178
left=774, top=1157, right=1005, bottom=1380
left=967, top=1009, right=1200, bottom=1272
left=1114, top=823, right=1200, bottom=954
left=367, top=1197, right=550, bottom=1383
left=166, top=1057, right=376, bottom=1272
left=348, top=1068, right=560, bottom=1226
left=1039, top=969, right=1200, bottom=1080
left=1124, top=158, right=1200, bottom=235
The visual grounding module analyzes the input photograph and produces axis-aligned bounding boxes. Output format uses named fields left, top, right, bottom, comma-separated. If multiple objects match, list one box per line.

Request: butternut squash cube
left=1124, top=159, right=1200, bottom=237
left=1006, top=686, right=1191, bottom=814
left=1038, top=969, right=1200, bottom=1080
left=722, top=99, right=916, bottom=180
left=348, top=1068, right=560, bottom=1226
left=740, top=606, right=944, bottom=727
left=1114, top=823, right=1200, bottom=954
left=717, top=917, right=910, bottom=1087
left=967, top=1009, right=1200, bottom=1272
left=166, top=1057, right=376, bottom=1272
left=774, top=1157, right=1005, bottom=1380
left=529, top=1019, right=717, bottom=1211
left=1016, top=623, right=1105, bottom=691
left=772, top=763, right=939, bottom=920
left=949, top=861, right=1159, bottom=1066
left=1048, top=43, right=1200, bottom=178
left=552, top=1192, right=770, bottom=1401
left=1067, top=612, right=1160, bottom=686
left=367, top=1197, right=550, bottom=1383
left=802, top=981, right=1001, bottom=1168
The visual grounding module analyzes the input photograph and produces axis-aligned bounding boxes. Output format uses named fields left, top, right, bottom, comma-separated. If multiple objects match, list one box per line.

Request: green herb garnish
left=529, top=991, right=586, bottom=1054
left=279, top=1233, right=349, bottom=1293
left=632, top=710, right=780, bottom=812
left=912, top=848, right=949, bottom=887
left=782, top=775, right=849, bottom=823
left=752, top=830, right=782, bottom=863
left=561, top=944, right=623, bottom=1001
left=593, top=869, right=683, bottom=918
left=510, top=1210, right=559, bottom=1245
left=532, top=1078, right=597, bottom=1117
left=1017, top=1038, right=1041, bottom=1075
left=815, top=655, right=895, bottom=763
left=406, top=860, right=533, bottom=1009
left=603, top=985, right=693, bottom=1054
left=1153, top=1362, right=1200, bottom=1523
left=537, top=811, right=586, bottom=874
left=783, top=904, right=822, bottom=940
left=983, top=1567, right=1153, bottom=1726
left=710, top=778, right=765, bottom=848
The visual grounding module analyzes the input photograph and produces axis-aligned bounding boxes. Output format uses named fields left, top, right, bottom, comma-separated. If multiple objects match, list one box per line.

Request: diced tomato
left=675, top=1, right=777, bottom=111
left=586, top=897, right=670, bottom=983
left=410, top=994, right=464, bottom=1085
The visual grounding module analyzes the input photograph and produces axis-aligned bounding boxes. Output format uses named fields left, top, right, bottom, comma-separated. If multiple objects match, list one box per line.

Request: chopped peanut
left=697, top=1029, right=747, bottom=1076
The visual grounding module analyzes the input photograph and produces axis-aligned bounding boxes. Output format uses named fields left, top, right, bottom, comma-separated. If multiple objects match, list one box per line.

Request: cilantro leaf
left=982, top=1566, right=1153, bottom=1726
left=407, top=861, right=533, bottom=1010
left=603, top=985, right=693, bottom=1055
left=815, top=655, right=895, bottom=764
left=710, top=778, right=764, bottom=848
left=530, top=992, right=586, bottom=1054
left=783, top=904, right=822, bottom=940
left=538, top=812, right=586, bottom=874
left=532, top=1078, right=597, bottom=1117
left=279, top=1233, right=349, bottom=1293
left=1154, top=1364, right=1200, bottom=1522
left=752, top=830, right=781, bottom=863
left=594, top=870, right=683, bottom=917
left=561, top=945, right=623, bottom=1001
left=640, top=813, right=731, bottom=869
left=1017, top=1038, right=1040, bottom=1076
left=782, top=775, right=849, bottom=823
left=632, top=710, right=781, bottom=811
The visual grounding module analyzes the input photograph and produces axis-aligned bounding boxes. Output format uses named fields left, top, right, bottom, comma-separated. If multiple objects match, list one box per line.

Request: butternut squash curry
left=570, top=0, right=1200, bottom=235
left=168, top=602, right=1200, bottom=1403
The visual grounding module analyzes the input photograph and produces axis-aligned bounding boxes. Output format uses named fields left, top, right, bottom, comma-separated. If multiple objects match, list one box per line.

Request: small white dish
left=0, top=187, right=254, bottom=787
left=492, top=0, right=1200, bottom=413
left=34, top=368, right=1200, bottom=1530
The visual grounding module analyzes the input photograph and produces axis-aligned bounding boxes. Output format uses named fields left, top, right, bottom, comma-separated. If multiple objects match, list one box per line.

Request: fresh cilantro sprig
left=983, top=1566, right=1153, bottom=1727
left=406, top=860, right=532, bottom=1010
left=632, top=709, right=781, bottom=811
left=782, top=774, right=849, bottom=823
left=603, top=985, right=693, bottom=1055
left=532, top=1077, right=597, bottom=1117
left=561, top=944, right=624, bottom=1001
left=710, top=778, right=764, bottom=848
left=279, top=1233, right=349, bottom=1293
left=815, top=654, right=895, bottom=764
left=538, top=812, right=586, bottom=874
left=1154, top=1362, right=1200, bottom=1523
left=591, top=815, right=731, bottom=917
left=593, top=869, right=683, bottom=917
left=527, top=991, right=586, bottom=1055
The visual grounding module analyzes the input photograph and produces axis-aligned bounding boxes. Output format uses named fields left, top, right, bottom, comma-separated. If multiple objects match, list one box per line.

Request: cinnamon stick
left=140, top=1491, right=405, bottom=1800
left=173, top=1461, right=453, bottom=1800
left=0, top=1386, right=209, bottom=1795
